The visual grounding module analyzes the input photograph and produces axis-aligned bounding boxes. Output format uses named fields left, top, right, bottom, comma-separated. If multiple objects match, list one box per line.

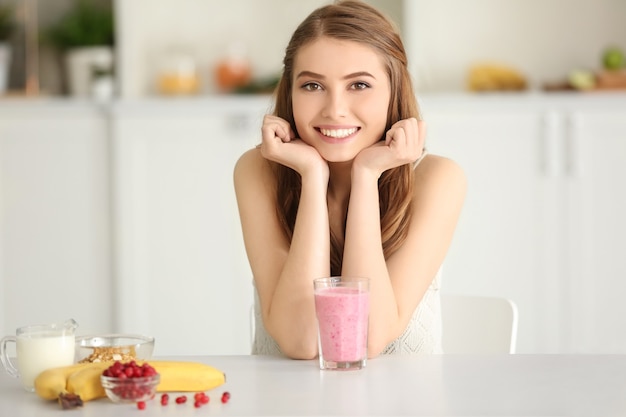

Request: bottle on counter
left=157, top=48, right=200, bottom=96
left=214, top=42, right=252, bottom=93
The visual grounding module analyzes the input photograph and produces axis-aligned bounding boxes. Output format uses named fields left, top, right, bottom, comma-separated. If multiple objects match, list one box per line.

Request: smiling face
left=291, top=37, right=391, bottom=163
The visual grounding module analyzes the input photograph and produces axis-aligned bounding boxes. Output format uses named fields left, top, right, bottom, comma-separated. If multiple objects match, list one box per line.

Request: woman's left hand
left=354, top=118, right=426, bottom=176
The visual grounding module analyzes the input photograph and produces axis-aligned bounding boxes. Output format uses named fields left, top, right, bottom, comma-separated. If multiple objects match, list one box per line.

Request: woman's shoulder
left=234, top=147, right=277, bottom=203
left=234, top=147, right=271, bottom=181
left=415, top=154, right=465, bottom=180
left=413, top=154, right=467, bottom=196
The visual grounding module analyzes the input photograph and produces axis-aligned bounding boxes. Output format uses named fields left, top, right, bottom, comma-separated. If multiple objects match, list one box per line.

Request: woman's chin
left=321, top=154, right=357, bottom=164
left=311, top=142, right=363, bottom=164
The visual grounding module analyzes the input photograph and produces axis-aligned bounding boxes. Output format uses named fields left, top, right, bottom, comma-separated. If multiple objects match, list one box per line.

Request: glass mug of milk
left=0, top=318, right=78, bottom=392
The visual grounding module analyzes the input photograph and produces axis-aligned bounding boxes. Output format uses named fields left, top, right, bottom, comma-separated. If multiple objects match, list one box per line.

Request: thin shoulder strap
left=412, top=148, right=429, bottom=170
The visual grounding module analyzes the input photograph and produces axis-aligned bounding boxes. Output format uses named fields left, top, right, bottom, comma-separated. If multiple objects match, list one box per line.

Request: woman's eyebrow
left=295, top=70, right=376, bottom=80
left=343, top=71, right=376, bottom=80
left=295, top=70, right=324, bottom=79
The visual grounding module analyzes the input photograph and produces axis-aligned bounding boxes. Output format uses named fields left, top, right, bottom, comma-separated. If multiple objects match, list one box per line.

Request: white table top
left=1, top=354, right=625, bottom=416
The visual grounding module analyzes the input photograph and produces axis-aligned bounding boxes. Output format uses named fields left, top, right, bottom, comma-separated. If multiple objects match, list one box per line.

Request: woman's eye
left=351, top=82, right=370, bottom=90
left=302, top=82, right=322, bottom=91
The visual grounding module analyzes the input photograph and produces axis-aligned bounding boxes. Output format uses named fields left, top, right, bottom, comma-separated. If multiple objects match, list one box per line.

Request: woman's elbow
left=280, top=340, right=318, bottom=360
left=367, top=340, right=387, bottom=359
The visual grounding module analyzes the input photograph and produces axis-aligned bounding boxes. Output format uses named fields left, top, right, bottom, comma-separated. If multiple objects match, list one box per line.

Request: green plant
left=602, top=46, right=625, bottom=70
left=45, top=0, right=114, bottom=49
left=0, top=4, right=15, bottom=42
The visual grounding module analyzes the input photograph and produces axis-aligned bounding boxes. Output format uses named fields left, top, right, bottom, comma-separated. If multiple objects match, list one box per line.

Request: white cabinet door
left=111, top=99, right=268, bottom=355
left=0, top=105, right=112, bottom=337
left=424, top=105, right=563, bottom=353
left=565, top=109, right=626, bottom=353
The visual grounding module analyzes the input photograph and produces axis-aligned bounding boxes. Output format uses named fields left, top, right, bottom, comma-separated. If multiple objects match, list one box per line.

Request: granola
left=78, top=346, right=137, bottom=363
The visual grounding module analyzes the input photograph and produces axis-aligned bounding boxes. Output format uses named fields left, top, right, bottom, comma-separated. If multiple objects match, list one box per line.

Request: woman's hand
left=259, top=115, right=328, bottom=178
left=354, top=118, right=426, bottom=177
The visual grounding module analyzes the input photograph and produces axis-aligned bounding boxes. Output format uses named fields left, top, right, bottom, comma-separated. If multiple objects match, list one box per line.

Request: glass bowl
left=101, top=374, right=160, bottom=403
left=75, top=334, right=155, bottom=363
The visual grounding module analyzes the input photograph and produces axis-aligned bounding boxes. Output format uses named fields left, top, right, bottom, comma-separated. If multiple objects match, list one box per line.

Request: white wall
left=114, top=0, right=326, bottom=97
left=113, top=0, right=399, bottom=97
left=405, top=0, right=626, bottom=92
left=114, top=0, right=626, bottom=97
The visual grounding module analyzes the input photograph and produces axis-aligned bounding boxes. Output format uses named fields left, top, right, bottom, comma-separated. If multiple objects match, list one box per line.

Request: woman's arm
left=344, top=149, right=466, bottom=356
left=344, top=155, right=466, bottom=356
left=234, top=144, right=329, bottom=359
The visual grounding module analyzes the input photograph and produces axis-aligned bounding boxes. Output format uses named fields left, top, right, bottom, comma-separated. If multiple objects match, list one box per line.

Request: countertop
left=1, top=354, right=626, bottom=416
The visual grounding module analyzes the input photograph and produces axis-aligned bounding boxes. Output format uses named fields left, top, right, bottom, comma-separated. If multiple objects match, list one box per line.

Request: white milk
left=16, top=333, right=75, bottom=391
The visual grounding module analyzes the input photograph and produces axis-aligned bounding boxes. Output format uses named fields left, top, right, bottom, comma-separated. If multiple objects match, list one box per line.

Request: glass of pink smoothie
left=313, top=277, right=369, bottom=370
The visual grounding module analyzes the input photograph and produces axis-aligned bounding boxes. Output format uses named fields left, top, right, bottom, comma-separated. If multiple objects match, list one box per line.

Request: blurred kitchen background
left=0, top=0, right=624, bottom=96
left=0, top=0, right=625, bottom=356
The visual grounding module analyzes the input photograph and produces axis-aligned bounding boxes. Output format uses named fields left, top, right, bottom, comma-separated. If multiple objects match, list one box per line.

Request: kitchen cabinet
left=423, top=99, right=560, bottom=353
left=565, top=108, right=626, bottom=353
left=423, top=93, right=626, bottom=354
left=110, top=97, right=270, bottom=355
left=0, top=102, right=113, bottom=337
left=0, top=97, right=270, bottom=354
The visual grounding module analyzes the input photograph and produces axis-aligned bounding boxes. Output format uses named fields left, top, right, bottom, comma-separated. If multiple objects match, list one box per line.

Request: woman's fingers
left=258, top=115, right=328, bottom=176
left=260, top=116, right=295, bottom=161
left=384, top=117, right=423, bottom=164
left=262, top=115, right=293, bottom=143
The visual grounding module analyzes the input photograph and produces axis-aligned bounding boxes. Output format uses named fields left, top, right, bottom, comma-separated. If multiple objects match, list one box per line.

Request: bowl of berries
left=101, top=361, right=160, bottom=404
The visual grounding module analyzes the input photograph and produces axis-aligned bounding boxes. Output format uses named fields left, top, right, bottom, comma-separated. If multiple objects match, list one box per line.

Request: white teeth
left=320, top=128, right=357, bottom=138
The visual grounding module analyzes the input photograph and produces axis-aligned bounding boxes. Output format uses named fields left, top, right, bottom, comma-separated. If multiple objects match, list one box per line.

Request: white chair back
left=441, top=295, right=518, bottom=354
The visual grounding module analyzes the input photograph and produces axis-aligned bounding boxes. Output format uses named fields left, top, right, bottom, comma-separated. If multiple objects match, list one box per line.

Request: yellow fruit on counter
left=34, top=362, right=111, bottom=401
left=35, top=360, right=226, bottom=403
left=151, top=360, right=226, bottom=393
left=568, top=69, right=596, bottom=90
left=468, top=63, right=527, bottom=92
left=66, top=365, right=108, bottom=402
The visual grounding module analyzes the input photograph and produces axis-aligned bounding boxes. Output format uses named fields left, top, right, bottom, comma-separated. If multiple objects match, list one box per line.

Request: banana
left=39, top=360, right=226, bottom=403
left=151, top=360, right=226, bottom=392
left=34, top=361, right=111, bottom=400
left=65, top=364, right=109, bottom=401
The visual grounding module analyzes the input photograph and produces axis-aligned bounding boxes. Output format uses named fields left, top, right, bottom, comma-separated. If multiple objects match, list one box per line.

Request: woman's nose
left=321, top=91, right=347, bottom=119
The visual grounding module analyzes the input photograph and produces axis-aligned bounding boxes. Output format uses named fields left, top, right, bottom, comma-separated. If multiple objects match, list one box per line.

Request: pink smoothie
left=314, top=287, right=369, bottom=362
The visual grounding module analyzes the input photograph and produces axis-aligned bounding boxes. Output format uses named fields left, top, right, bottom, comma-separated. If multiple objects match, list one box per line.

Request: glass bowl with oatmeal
left=75, top=334, right=155, bottom=363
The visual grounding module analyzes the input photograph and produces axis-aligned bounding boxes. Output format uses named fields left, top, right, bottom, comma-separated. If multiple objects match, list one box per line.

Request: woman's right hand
left=259, top=115, right=328, bottom=178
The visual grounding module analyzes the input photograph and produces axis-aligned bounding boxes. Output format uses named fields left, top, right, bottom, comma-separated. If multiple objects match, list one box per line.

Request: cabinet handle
left=566, top=113, right=581, bottom=177
left=224, top=113, right=252, bottom=134
left=542, top=111, right=561, bottom=177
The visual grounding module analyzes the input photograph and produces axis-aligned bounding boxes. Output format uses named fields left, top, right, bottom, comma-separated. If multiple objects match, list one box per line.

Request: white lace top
left=251, top=270, right=443, bottom=355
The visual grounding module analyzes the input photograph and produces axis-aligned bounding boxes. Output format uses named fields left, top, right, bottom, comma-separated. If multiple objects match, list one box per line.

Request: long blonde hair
left=271, top=0, right=420, bottom=275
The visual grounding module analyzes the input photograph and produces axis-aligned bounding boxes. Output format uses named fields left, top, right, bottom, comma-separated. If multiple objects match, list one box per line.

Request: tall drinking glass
left=313, top=277, right=369, bottom=370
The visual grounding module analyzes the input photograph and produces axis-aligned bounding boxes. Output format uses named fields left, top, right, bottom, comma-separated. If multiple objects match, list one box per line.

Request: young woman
left=234, top=0, right=466, bottom=359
